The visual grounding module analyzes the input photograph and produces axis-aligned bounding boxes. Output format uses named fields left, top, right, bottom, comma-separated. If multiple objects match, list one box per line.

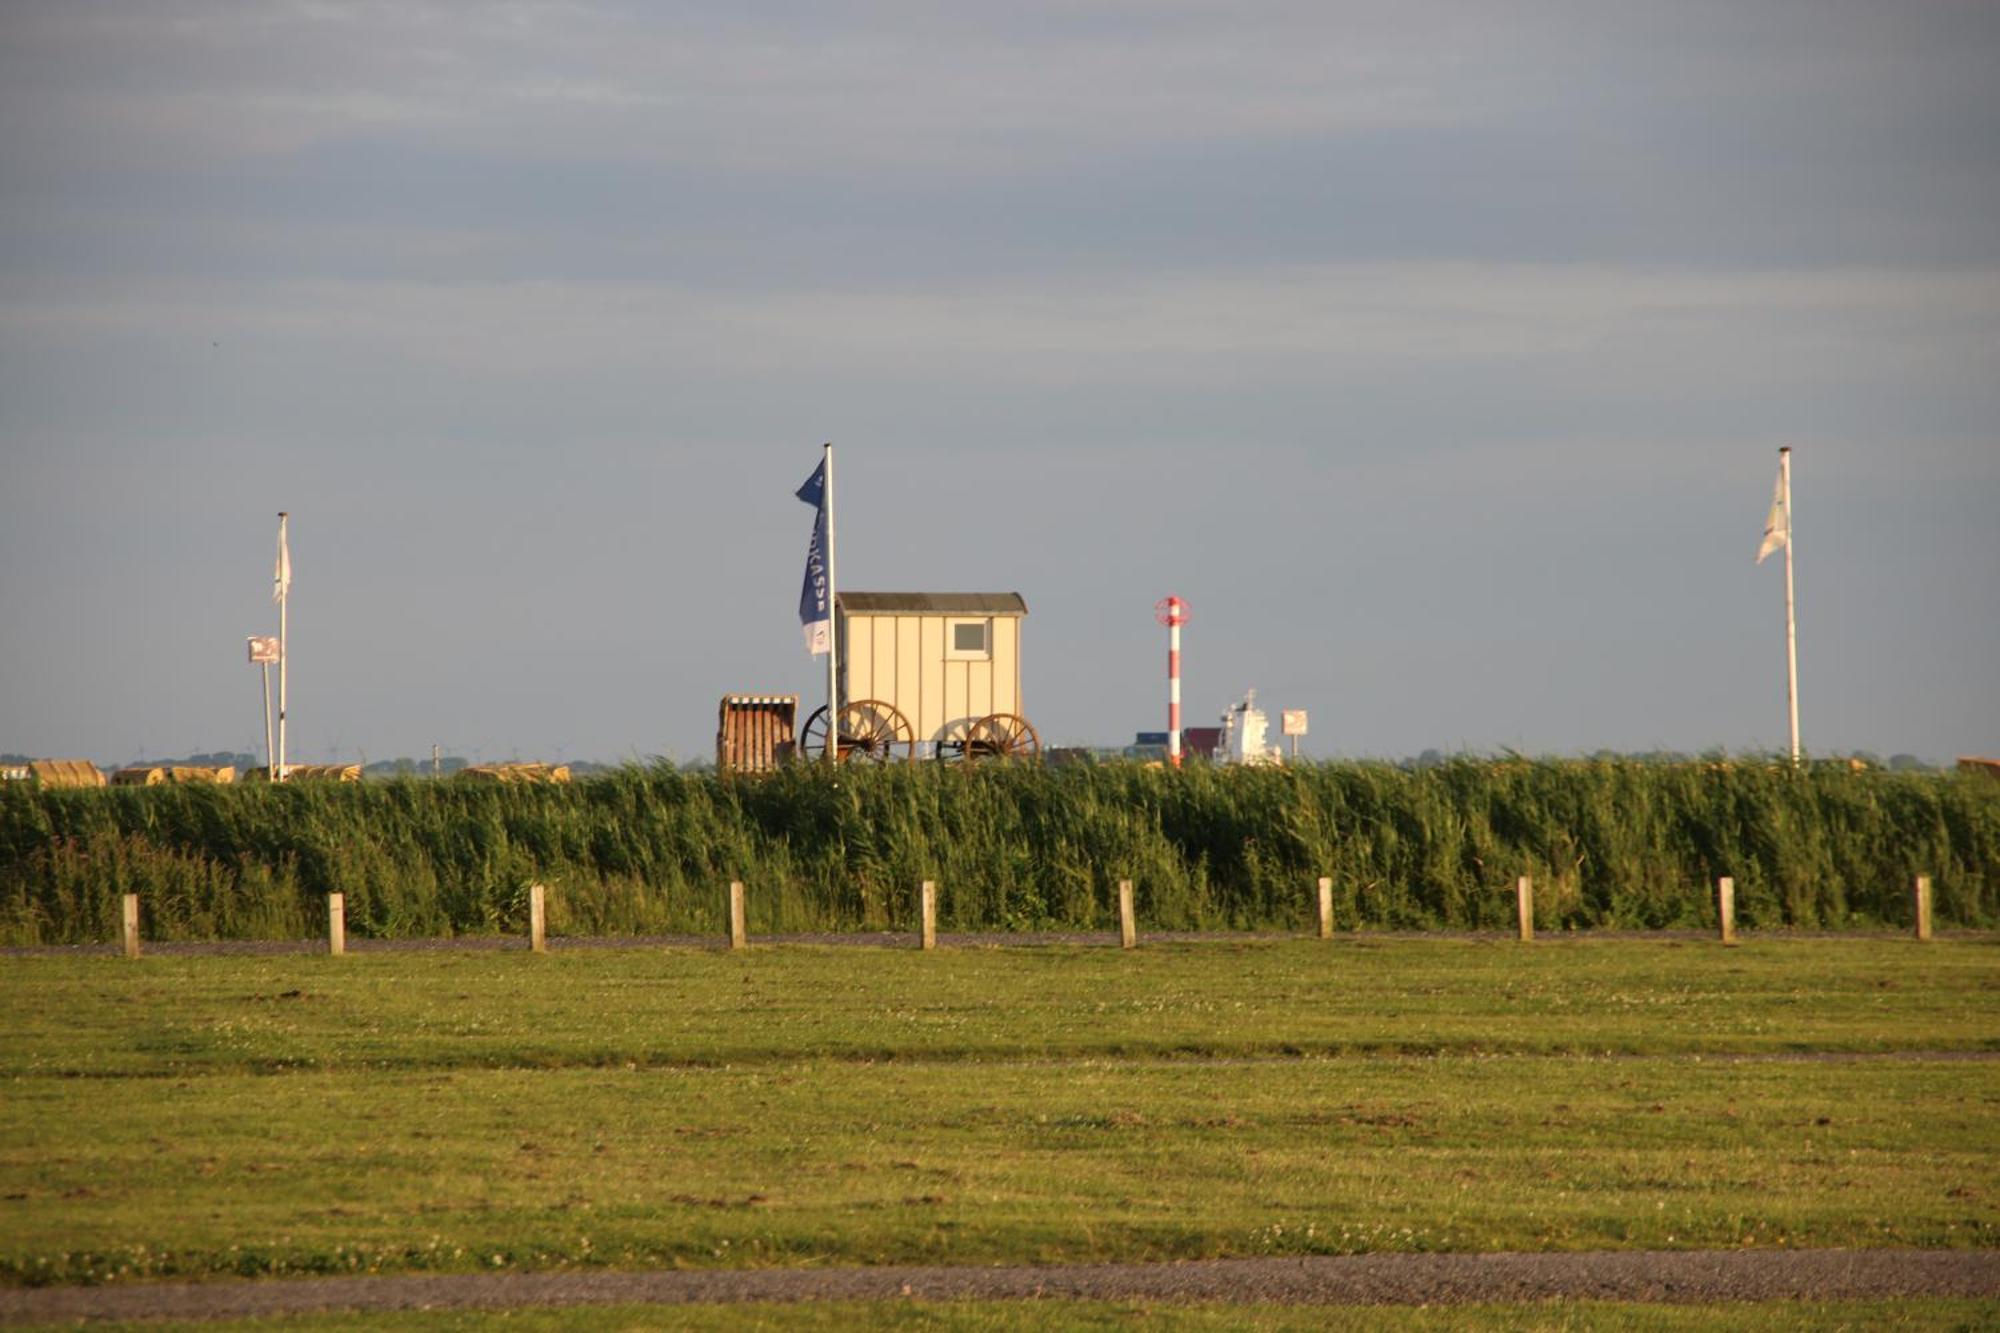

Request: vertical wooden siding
left=896, top=621, right=923, bottom=740
left=846, top=618, right=871, bottom=704
left=919, top=616, right=946, bottom=739
left=874, top=616, right=897, bottom=712
left=716, top=697, right=797, bottom=771
left=993, top=615, right=1018, bottom=717
left=844, top=612, right=1025, bottom=743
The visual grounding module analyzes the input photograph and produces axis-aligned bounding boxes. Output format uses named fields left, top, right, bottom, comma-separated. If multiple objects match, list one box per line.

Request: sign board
left=1281, top=710, right=1308, bottom=737
left=247, top=636, right=281, bottom=665
left=1135, top=731, right=1169, bottom=746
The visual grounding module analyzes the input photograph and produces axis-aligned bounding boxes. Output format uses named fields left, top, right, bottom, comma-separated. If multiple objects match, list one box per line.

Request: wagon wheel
left=799, top=700, right=915, bottom=763
left=964, top=713, right=1041, bottom=762
left=931, top=717, right=973, bottom=764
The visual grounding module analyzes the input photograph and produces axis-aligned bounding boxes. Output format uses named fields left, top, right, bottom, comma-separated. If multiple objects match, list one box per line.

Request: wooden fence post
left=121, top=894, right=140, bottom=960
left=1717, top=876, right=1736, bottom=945
left=729, top=880, right=747, bottom=951
left=1516, top=876, right=1534, bottom=942
left=1914, top=875, right=1932, bottom=942
left=529, top=883, right=547, bottom=954
left=327, top=892, right=345, bottom=956
left=1118, top=880, right=1137, bottom=950
left=920, top=880, right=936, bottom=951
left=1317, top=877, right=1333, bottom=940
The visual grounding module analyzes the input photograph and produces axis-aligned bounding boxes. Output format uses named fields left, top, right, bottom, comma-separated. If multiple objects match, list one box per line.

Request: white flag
left=1755, top=465, right=1788, bottom=564
left=273, top=523, right=291, bottom=603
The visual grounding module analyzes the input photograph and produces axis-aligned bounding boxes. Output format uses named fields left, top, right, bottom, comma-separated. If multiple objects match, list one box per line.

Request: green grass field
left=3, top=937, right=1996, bottom=1325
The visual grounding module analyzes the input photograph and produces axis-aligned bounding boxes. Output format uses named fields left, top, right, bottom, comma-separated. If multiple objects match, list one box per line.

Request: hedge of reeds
left=1, top=759, right=1995, bottom=943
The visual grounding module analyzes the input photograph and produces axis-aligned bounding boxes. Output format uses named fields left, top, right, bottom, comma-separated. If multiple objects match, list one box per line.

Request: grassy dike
left=2, top=759, right=1996, bottom=944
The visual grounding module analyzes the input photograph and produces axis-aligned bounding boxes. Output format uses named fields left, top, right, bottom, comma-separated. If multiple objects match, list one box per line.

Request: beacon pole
left=1155, top=596, right=1189, bottom=768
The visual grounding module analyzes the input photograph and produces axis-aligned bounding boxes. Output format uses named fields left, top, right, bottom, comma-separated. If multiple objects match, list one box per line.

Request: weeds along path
left=10, top=927, right=1998, bottom=958
left=5, top=1250, right=1998, bottom=1322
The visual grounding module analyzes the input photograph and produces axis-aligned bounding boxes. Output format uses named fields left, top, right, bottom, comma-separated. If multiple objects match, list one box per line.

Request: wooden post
left=1914, top=875, right=1932, bottom=942
left=729, top=880, right=747, bottom=950
left=920, top=880, right=936, bottom=951
left=1316, top=877, right=1333, bottom=940
left=327, top=892, right=345, bottom=956
left=1717, top=876, right=1736, bottom=945
left=529, top=883, right=547, bottom=954
left=121, top=894, right=140, bottom=960
left=1516, top=876, right=1534, bottom=942
left=1118, top=880, right=1137, bottom=950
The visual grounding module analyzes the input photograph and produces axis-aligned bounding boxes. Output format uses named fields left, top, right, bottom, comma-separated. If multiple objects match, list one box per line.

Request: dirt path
left=4, top=1250, right=1996, bottom=1323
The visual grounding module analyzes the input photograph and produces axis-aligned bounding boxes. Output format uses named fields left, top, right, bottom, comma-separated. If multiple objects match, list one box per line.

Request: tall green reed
left=1, top=759, right=1993, bottom=943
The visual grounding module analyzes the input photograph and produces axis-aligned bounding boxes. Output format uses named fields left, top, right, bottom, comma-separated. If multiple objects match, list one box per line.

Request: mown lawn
left=2, top=939, right=1995, bottom=1289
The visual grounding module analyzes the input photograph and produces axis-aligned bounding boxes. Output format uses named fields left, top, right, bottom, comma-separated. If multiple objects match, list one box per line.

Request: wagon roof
left=837, top=592, right=1027, bottom=615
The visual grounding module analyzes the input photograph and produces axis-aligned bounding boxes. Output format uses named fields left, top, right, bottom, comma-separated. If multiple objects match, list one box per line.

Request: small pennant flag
left=796, top=460, right=830, bottom=655
left=1755, top=464, right=1788, bottom=565
left=273, top=523, right=292, bottom=603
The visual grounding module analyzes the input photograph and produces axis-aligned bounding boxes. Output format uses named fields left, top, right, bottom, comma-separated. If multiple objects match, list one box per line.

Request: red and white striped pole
left=1155, top=596, right=1189, bottom=768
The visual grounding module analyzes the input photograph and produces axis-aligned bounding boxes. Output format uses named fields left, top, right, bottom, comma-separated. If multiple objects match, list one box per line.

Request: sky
left=2, top=1, right=1996, bottom=767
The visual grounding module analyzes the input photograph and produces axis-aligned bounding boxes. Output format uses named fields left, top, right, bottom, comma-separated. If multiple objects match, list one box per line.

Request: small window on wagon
left=947, top=618, right=991, bottom=659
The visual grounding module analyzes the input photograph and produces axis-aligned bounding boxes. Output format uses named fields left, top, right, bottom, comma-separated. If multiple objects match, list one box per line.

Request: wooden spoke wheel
left=942, top=712, right=1041, bottom=762
left=932, top=718, right=973, bottom=764
left=800, top=700, right=915, bottom=763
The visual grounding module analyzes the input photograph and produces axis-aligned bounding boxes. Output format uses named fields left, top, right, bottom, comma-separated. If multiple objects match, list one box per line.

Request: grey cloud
left=6, top=0, right=1998, bottom=302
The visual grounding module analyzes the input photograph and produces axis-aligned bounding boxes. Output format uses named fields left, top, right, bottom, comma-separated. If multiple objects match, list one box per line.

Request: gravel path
left=3, top=1250, right=1996, bottom=1323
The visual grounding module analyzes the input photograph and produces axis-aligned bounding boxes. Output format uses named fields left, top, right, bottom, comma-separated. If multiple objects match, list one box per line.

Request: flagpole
left=277, top=511, right=289, bottom=782
left=823, top=443, right=839, bottom=762
left=261, top=661, right=275, bottom=781
left=1780, top=448, right=1799, bottom=763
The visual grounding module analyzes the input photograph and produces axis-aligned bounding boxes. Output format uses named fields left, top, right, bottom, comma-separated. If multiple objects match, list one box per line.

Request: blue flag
left=796, top=460, right=830, bottom=655
left=796, top=461, right=824, bottom=510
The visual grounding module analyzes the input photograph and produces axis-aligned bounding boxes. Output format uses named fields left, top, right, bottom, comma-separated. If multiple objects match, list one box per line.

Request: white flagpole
left=277, top=511, right=289, bottom=781
left=1780, top=448, right=1799, bottom=763
left=261, top=661, right=275, bottom=781
left=823, top=442, right=839, bottom=762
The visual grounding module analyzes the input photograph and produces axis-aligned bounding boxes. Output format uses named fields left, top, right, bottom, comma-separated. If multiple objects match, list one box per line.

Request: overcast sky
left=3, top=2, right=1996, bottom=767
